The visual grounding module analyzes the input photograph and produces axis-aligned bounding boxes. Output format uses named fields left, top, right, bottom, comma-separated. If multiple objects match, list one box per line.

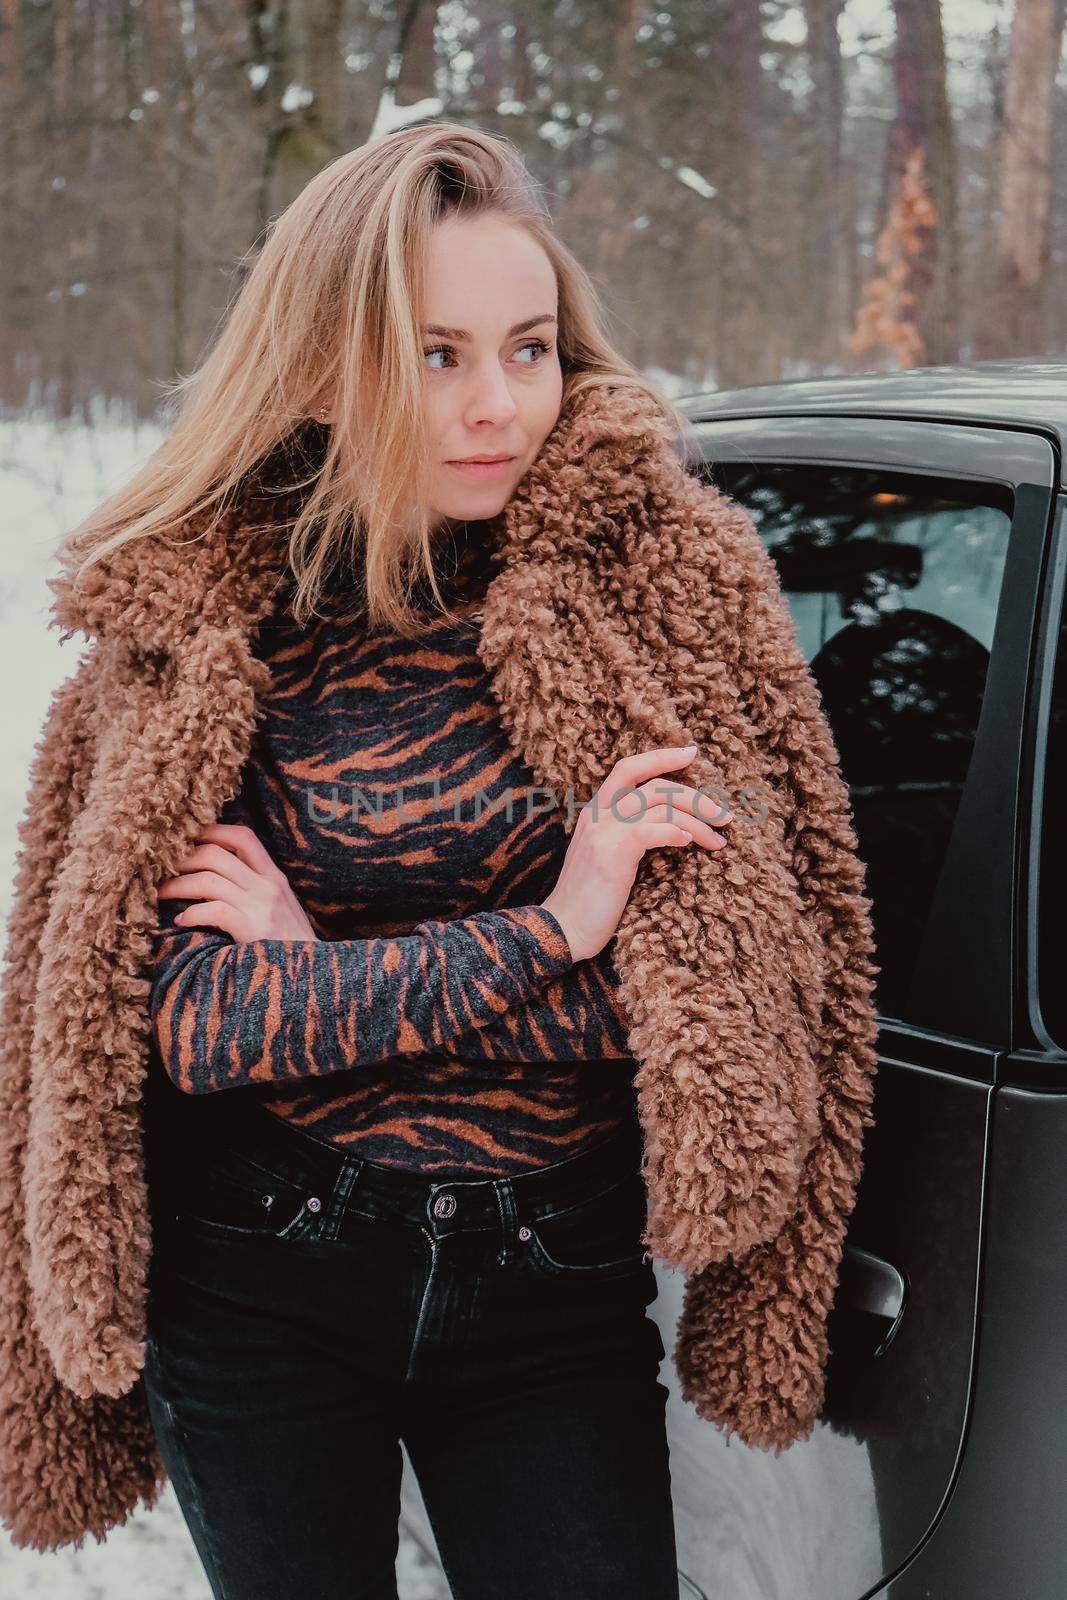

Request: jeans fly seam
left=494, top=1182, right=516, bottom=1267
left=405, top=1228, right=438, bottom=1384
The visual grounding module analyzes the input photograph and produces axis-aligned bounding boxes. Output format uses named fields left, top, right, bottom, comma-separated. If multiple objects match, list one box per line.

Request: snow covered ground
left=0, top=412, right=450, bottom=1598
left=1, top=1484, right=450, bottom=1599
left=2, top=1496, right=217, bottom=1600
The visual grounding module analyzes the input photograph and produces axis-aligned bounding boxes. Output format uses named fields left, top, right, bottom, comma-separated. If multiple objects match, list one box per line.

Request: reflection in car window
left=701, top=462, right=1013, bottom=1021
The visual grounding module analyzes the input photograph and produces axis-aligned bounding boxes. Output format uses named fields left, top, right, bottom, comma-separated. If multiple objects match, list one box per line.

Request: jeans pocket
left=522, top=1172, right=650, bottom=1277
left=156, top=1146, right=324, bottom=1243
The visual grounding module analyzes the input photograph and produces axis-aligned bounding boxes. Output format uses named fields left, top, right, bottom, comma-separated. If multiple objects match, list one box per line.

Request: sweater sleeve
left=150, top=898, right=575, bottom=1094
left=437, top=947, right=634, bottom=1063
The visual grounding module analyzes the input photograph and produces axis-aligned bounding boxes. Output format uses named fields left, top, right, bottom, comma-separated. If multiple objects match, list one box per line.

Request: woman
left=138, top=130, right=720, bottom=1599
left=0, top=122, right=881, bottom=1584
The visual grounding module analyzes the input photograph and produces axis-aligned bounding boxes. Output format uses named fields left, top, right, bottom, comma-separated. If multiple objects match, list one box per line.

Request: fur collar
left=47, top=383, right=692, bottom=658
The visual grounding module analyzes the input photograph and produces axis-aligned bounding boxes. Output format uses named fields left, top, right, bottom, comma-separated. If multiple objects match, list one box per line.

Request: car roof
left=676, top=357, right=1067, bottom=488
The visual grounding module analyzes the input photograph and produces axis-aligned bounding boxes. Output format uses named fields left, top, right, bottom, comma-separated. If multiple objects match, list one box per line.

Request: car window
left=701, top=461, right=1014, bottom=1022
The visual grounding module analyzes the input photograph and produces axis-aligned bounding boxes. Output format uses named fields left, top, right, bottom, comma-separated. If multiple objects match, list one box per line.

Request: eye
left=515, top=338, right=552, bottom=364
left=424, top=344, right=457, bottom=370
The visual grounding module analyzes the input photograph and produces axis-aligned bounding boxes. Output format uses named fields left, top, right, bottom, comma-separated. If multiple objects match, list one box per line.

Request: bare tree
left=881, top=0, right=960, bottom=365
left=985, top=0, right=1067, bottom=356
left=801, top=0, right=848, bottom=370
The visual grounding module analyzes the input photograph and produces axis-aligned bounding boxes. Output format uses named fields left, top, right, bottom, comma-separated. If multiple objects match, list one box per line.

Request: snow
left=1, top=1491, right=448, bottom=1597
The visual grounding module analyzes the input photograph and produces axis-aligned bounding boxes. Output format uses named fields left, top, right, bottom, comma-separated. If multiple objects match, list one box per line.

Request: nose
left=463, top=362, right=519, bottom=429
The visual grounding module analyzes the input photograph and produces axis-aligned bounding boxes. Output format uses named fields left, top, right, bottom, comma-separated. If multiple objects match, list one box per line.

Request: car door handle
left=835, top=1243, right=907, bottom=1356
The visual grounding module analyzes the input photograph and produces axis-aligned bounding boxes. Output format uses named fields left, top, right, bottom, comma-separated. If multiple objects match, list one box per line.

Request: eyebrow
left=421, top=314, right=558, bottom=342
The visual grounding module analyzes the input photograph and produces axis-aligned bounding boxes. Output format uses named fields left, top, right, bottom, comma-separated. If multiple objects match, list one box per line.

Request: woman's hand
left=156, top=822, right=319, bottom=943
left=540, top=745, right=730, bottom=963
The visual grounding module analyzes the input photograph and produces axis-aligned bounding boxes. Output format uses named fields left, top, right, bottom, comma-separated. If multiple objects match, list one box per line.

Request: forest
left=4, top=0, right=1066, bottom=418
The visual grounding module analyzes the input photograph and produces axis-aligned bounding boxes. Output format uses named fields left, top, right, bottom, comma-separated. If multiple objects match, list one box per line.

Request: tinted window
left=702, top=461, right=1013, bottom=1021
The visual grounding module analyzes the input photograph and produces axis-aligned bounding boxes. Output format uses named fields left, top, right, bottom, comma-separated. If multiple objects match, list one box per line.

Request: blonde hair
left=61, top=122, right=689, bottom=637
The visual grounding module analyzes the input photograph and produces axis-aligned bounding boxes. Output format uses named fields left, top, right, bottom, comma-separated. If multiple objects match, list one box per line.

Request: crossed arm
left=150, top=896, right=633, bottom=1094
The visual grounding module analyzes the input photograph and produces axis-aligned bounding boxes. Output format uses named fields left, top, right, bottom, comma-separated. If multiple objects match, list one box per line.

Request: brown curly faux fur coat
left=0, top=380, right=880, bottom=1550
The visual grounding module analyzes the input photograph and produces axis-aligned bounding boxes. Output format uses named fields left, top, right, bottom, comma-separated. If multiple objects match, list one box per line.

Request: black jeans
left=141, top=1090, right=679, bottom=1600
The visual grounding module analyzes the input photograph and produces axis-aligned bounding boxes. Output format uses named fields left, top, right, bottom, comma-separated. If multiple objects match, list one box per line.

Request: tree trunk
left=885, top=0, right=961, bottom=365
left=987, top=0, right=1066, bottom=356
left=801, top=0, right=847, bottom=371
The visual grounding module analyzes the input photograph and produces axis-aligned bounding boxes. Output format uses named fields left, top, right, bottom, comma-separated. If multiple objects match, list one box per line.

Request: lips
left=447, top=456, right=516, bottom=478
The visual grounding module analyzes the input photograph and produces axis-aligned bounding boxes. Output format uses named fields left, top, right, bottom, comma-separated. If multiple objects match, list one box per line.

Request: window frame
left=1023, top=494, right=1067, bottom=1059
left=684, top=413, right=1057, bottom=1052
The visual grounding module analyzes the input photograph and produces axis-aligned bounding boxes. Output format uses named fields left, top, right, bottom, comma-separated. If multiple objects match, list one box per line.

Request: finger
left=641, top=803, right=727, bottom=845
left=170, top=901, right=251, bottom=942
left=602, top=745, right=700, bottom=792
left=157, top=870, right=244, bottom=905
left=637, top=822, right=700, bottom=851
left=640, top=781, right=733, bottom=827
left=161, top=840, right=260, bottom=894
left=192, top=823, right=283, bottom=880
left=595, top=785, right=729, bottom=837
left=685, top=785, right=733, bottom=826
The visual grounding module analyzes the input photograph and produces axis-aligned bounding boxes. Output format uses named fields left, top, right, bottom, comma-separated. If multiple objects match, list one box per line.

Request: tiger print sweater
left=148, top=517, right=639, bottom=1177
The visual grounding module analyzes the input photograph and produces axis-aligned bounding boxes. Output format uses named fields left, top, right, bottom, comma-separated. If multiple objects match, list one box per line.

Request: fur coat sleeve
left=652, top=478, right=882, bottom=1450
left=0, top=640, right=167, bottom=1547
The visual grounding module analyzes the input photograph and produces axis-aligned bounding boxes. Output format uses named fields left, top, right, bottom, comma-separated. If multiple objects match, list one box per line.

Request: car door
left=653, top=413, right=1057, bottom=1600
left=879, top=489, right=1067, bottom=1598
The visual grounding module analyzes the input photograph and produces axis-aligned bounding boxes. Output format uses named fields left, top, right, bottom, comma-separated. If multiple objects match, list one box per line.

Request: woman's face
left=421, top=214, right=564, bottom=531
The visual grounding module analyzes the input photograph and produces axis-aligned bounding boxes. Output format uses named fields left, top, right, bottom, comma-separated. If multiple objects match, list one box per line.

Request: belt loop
left=319, top=1159, right=360, bottom=1242
left=493, top=1180, right=517, bottom=1267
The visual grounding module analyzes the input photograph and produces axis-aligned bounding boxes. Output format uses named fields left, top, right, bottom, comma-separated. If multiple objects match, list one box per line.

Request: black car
left=660, top=358, right=1067, bottom=1600
left=402, top=359, right=1067, bottom=1598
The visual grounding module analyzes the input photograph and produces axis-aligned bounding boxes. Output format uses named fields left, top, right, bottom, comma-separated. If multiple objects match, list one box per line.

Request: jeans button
left=518, top=1225, right=531, bottom=1241
left=306, top=1196, right=322, bottom=1214
left=433, top=1193, right=456, bottom=1220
